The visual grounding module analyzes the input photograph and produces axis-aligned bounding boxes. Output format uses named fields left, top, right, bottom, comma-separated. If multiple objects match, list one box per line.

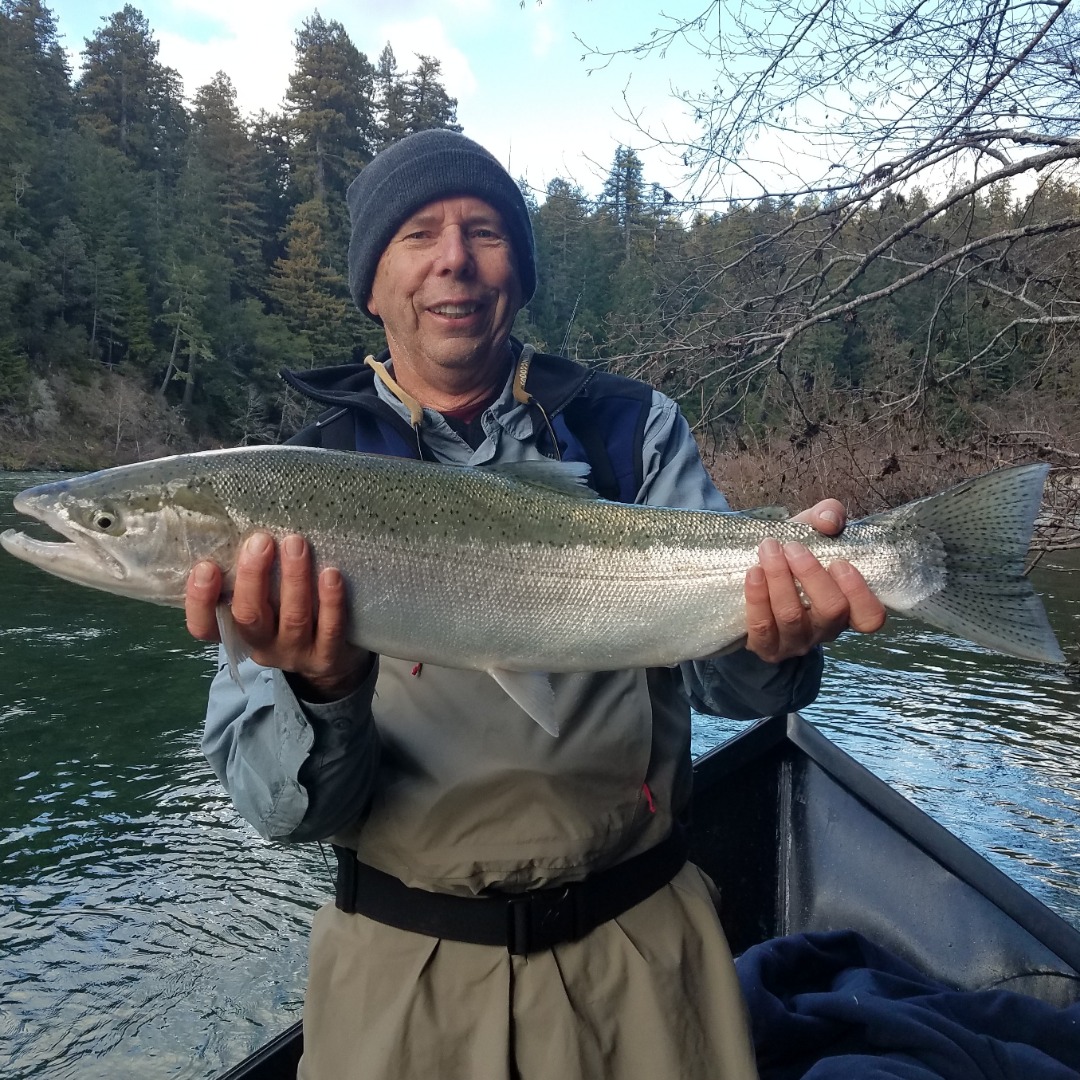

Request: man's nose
left=433, top=226, right=473, bottom=273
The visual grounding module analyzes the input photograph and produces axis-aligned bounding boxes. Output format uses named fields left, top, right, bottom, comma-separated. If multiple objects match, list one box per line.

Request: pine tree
left=76, top=4, right=188, bottom=181
left=270, top=198, right=365, bottom=368
left=189, top=72, right=267, bottom=294
left=402, top=55, right=461, bottom=135
left=284, top=13, right=376, bottom=207
left=530, top=179, right=602, bottom=355
left=68, top=129, right=154, bottom=370
left=158, top=258, right=212, bottom=406
left=249, top=108, right=294, bottom=264
left=0, top=0, right=74, bottom=360
left=374, top=43, right=409, bottom=150
left=599, top=146, right=647, bottom=262
left=0, top=1, right=71, bottom=139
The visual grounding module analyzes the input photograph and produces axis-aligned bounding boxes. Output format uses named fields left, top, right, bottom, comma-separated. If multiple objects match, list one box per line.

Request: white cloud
left=50, top=0, right=713, bottom=200
left=377, top=16, right=478, bottom=99
left=157, top=27, right=293, bottom=111
left=520, top=0, right=561, bottom=59
left=151, top=4, right=481, bottom=116
left=446, top=0, right=497, bottom=15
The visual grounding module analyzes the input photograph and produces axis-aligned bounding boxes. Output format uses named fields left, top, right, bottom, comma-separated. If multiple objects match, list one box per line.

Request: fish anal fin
left=487, top=668, right=562, bottom=736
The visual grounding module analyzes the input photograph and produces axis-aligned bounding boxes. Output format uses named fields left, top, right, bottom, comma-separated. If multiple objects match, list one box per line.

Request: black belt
left=333, top=827, right=688, bottom=956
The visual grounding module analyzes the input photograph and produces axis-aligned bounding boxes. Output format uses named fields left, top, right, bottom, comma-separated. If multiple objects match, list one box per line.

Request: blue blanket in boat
left=735, top=930, right=1080, bottom=1079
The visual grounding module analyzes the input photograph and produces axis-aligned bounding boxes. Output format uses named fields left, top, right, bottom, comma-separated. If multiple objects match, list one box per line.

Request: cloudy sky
left=45, top=0, right=717, bottom=203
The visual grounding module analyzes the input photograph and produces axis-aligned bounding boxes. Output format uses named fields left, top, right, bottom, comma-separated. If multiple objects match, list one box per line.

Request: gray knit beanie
left=347, top=129, right=536, bottom=320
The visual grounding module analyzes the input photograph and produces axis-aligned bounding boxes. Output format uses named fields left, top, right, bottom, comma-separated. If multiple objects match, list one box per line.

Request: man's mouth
left=429, top=301, right=483, bottom=318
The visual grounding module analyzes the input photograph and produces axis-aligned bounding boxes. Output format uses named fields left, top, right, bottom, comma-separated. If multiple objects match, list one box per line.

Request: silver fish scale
left=2, top=448, right=1060, bottom=671
left=163, top=448, right=943, bottom=671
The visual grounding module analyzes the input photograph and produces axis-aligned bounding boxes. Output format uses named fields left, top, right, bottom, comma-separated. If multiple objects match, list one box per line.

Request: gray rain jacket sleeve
left=201, top=375, right=822, bottom=845
left=201, top=656, right=382, bottom=841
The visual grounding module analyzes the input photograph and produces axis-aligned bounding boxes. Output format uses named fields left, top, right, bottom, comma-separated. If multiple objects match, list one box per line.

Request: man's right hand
left=185, top=532, right=374, bottom=702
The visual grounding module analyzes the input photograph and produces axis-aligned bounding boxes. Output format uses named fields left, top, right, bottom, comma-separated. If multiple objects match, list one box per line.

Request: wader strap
left=333, top=827, right=688, bottom=956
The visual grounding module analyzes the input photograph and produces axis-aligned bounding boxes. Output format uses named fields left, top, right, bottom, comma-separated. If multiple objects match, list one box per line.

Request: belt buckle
left=506, top=886, right=581, bottom=956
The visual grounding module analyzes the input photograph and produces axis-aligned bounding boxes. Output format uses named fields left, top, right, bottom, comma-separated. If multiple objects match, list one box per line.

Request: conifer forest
left=2, top=0, right=1079, bottom=536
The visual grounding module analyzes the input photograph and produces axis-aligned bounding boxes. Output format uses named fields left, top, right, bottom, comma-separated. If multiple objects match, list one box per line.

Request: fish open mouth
left=0, top=526, right=125, bottom=583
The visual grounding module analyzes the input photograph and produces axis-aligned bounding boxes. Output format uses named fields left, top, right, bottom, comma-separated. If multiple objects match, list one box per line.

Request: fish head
left=0, top=467, right=242, bottom=607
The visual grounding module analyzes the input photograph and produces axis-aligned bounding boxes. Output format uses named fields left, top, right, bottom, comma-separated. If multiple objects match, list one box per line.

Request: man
left=186, top=129, right=885, bottom=1079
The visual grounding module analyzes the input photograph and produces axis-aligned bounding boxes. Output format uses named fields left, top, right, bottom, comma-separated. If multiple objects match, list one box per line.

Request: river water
left=1, top=471, right=1078, bottom=1078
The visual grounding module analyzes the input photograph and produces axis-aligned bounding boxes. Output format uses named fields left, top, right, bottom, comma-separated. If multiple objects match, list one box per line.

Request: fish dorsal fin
left=484, top=460, right=598, bottom=499
left=487, top=668, right=562, bottom=736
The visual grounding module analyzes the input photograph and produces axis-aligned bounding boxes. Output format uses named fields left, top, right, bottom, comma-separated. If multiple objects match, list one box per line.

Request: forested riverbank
left=3, top=2, right=1080, bottom=524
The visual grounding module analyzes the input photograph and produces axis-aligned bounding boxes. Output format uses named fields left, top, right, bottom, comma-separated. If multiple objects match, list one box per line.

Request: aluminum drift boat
left=215, top=713, right=1080, bottom=1079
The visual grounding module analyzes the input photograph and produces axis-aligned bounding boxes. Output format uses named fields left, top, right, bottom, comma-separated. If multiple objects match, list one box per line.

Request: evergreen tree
left=38, top=215, right=93, bottom=363
left=402, top=55, right=461, bottom=135
left=270, top=198, right=366, bottom=368
left=372, top=47, right=461, bottom=149
left=0, top=0, right=74, bottom=362
left=189, top=72, right=267, bottom=294
left=158, top=258, right=213, bottom=405
left=374, top=43, right=409, bottom=150
left=284, top=12, right=376, bottom=207
left=530, top=178, right=616, bottom=357
left=599, top=146, right=647, bottom=262
left=0, top=1, right=71, bottom=140
left=67, top=130, right=154, bottom=370
left=249, top=108, right=294, bottom=264
left=76, top=4, right=188, bottom=181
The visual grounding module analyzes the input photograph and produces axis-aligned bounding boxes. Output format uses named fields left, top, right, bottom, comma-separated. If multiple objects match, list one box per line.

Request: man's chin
left=427, top=337, right=511, bottom=370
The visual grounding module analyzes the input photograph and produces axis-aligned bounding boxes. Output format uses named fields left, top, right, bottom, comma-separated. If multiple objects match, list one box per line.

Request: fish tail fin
left=872, top=463, right=1063, bottom=664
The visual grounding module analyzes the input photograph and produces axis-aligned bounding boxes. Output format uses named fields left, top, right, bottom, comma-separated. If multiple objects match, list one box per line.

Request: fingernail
left=819, top=509, right=841, bottom=530
left=283, top=535, right=305, bottom=558
left=759, top=538, right=782, bottom=558
left=193, top=562, right=214, bottom=587
left=783, top=541, right=810, bottom=559
left=246, top=532, right=271, bottom=555
left=746, top=565, right=765, bottom=587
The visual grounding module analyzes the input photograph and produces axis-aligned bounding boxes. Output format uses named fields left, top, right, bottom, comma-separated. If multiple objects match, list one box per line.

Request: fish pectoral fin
left=216, top=603, right=251, bottom=682
left=487, top=668, right=562, bottom=736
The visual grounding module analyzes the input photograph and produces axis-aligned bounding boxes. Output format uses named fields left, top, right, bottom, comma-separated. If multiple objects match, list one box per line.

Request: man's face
left=368, top=196, right=522, bottom=391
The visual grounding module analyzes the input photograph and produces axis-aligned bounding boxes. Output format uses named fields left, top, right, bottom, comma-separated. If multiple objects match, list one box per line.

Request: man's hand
left=744, top=499, right=886, bottom=664
left=185, top=532, right=373, bottom=701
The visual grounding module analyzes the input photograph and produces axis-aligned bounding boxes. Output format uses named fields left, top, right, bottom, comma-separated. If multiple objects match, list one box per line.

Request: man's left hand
left=744, top=499, right=887, bottom=664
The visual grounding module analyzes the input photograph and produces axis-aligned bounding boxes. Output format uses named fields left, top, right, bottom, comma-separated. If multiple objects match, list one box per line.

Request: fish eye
left=87, top=508, right=123, bottom=534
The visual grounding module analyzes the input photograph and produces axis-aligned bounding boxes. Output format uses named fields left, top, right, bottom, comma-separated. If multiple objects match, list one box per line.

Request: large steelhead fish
left=0, top=447, right=1063, bottom=733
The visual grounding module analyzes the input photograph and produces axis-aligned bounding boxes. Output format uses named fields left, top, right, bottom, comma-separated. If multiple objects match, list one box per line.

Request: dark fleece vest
left=279, top=344, right=652, bottom=504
